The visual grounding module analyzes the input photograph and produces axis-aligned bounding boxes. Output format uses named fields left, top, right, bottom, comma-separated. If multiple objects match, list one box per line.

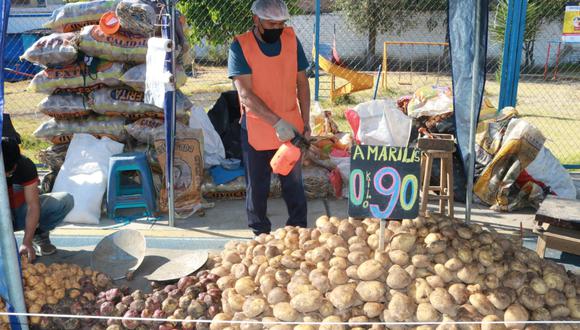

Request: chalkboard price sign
left=348, top=145, right=421, bottom=219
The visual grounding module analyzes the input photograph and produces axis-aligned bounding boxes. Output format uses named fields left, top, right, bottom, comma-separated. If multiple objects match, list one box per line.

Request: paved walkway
left=52, top=198, right=539, bottom=239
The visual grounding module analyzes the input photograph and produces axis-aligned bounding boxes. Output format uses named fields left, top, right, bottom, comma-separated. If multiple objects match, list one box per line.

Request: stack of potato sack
left=24, top=0, right=199, bottom=206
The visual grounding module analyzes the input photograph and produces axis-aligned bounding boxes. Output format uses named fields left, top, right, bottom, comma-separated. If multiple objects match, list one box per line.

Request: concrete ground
left=49, top=172, right=580, bottom=238
left=51, top=198, right=539, bottom=239
left=16, top=173, right=580, bottom=291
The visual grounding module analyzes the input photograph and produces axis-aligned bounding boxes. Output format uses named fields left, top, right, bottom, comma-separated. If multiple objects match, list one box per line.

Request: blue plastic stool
left=107, top=152, right=156, bottom=219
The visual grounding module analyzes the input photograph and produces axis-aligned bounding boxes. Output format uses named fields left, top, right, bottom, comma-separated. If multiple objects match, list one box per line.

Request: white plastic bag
left=525, top=146, right=576, bottom=199
left=406, top=85, right=453, bottom=118
left=52, top=134, right=124, bottom=224
left=145, top=38, right=172, bottom=108
left=354, top=99, right=412, bottom=147
left=189, top=106, right=225, bottom=167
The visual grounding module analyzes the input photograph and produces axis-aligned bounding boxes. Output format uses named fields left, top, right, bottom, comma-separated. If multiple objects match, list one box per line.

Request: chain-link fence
left=491, top=0, right=580, bottom=166
left=5, top=2, right=52, bottom=162
left=3, top=0, right=580, bottom=166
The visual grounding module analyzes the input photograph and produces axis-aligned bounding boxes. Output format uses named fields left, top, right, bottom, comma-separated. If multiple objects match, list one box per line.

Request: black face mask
left=258, top=21, right=283, bottom=43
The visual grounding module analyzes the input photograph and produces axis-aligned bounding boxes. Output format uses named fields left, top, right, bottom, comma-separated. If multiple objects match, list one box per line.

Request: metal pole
left=553, top=41, right=562, bottom=80
left=169, top=1, right=177, bottom=226
left=373, top=64, right=382, bottom=100
left=510, top=0, right=528, bottom=102
left=378, top=219, right=386, bottom=251
left=162, top=0, right=176, bottom=226
left=314, top=0, right=321, bottom=101
left=382, top=43, right=387, bottom=90
left=543, top=42, right=551, bottom=80
left=498, top=0, right=515, bottom=111
left=465, top=0, right=485, bottom=224
left=498, top=0, right=528, bottom=110
left=0, top=0, right=29, bottom=327
left=0, top=157, right=29, bottom=330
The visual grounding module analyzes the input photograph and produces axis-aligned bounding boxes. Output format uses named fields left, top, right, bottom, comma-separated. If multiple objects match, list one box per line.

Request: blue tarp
left=1, top=0, right=24, bottom=328
left=0, top=0, right=8, bottom=305
left=1, top=0, right=7, bottom=139
left=448, top=0, right=489, bottom=173
left=210, top=165, right=245, bottom=185
left=0, top=254, right=8, bottom=308
left=4, top=33, right=43, bottom=82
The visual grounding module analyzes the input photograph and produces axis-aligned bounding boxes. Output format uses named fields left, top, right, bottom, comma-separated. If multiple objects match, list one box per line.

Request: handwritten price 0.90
left=350, top=166, right=419, bottom=219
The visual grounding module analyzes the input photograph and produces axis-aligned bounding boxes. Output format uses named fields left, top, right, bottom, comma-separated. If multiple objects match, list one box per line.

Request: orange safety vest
left=236, top=27, right=304, bottom=151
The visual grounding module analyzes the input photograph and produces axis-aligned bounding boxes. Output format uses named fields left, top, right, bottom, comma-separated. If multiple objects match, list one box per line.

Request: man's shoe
left=253, top=231, right=270, bottom=238
left=32, top=235, right=57, bottom=256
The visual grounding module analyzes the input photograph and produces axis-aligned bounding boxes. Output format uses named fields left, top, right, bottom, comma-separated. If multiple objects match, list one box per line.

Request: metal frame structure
left=159, top=0, right=177, bottom=227
left=0, top=0, right=29, bottom=328
left=543, top=40, right=580, bottom=81
left=498, top=0, right=528, bottom=111
left=543, top=40, right=580, bottom=170
left=381, top=41, right=449, bottom=90
left=314, top=0, right=321, bottom=101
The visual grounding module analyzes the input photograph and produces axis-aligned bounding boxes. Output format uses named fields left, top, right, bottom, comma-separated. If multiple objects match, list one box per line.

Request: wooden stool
left=534, top=196, right=580, bottom=258
left=419, top=149, right=454, bottom=218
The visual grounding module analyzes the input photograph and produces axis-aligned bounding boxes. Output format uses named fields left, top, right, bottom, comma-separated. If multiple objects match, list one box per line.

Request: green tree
left=178, top=0, right=301, bottom=47
left=333, top=0, right=447, bottom=68
left=491, top=0, right=567, bottom=75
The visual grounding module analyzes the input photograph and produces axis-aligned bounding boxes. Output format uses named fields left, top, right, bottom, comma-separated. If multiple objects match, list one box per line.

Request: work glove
left=273, top=119, right=296, bottom=142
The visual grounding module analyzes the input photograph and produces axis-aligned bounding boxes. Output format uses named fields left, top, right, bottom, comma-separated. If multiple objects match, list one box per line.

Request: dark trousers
left=241, top=128, right=307, bottom=235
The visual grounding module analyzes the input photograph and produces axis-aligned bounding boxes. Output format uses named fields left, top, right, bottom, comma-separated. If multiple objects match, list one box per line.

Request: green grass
left=4, top=65, right=580, bottom=166
left=3, top=80, right=51, bottom=163
left=4, top=80, right=45, bottom=114
left=12, top=117, right=51, bottom=164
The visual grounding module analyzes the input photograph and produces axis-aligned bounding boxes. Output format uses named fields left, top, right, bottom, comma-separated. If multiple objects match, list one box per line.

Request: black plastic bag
left=207, top=90, right=242, bottom=161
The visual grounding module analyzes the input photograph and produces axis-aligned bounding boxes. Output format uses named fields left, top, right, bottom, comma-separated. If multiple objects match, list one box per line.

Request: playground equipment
left=543, top=40, right=580, bottom=80
left=315, top=30, right=374, bottom=101
left=381, top=41, right=449, bottom=90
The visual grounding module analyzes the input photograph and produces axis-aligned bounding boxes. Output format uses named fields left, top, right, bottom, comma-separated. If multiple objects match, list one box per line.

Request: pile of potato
left=0, top=298, right=10, bottom=330
left=20, top=258, right=113, bottom=327
left=30, top=268, right=222, bottom=330
left=209, top=215, right=580, bottom=330
left=0, top=258, right=112, bottom=329
left=101, top=270, right=222, bottom=330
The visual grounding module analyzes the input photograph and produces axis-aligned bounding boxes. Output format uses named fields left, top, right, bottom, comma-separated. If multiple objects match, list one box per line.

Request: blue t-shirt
left=228, top=33, right=310, bottom=78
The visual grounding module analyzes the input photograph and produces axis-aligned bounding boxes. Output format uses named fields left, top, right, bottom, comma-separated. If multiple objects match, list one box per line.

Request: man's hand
left=19, top=242, right=36, bottom=262
left=274, top=119, right=296, bottom=142
left=22, top=183, right=40, bottom=262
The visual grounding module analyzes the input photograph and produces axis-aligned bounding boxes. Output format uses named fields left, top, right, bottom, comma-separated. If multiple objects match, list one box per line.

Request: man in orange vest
left=228, top=0, right=310, bottom=235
